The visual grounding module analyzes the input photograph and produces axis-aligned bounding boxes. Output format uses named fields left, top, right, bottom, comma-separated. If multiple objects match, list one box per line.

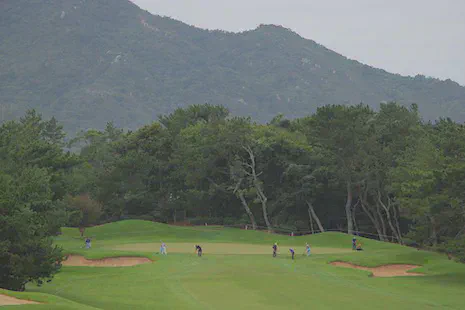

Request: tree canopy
left=71, top=103, right=465, bottom=261
left=2, top=102, right=465, bottom=292
left=0, top=111, right=78, bottom=291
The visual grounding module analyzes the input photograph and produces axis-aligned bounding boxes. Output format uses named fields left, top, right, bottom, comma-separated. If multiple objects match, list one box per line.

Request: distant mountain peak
left=1, top=0, right=464, bottom=133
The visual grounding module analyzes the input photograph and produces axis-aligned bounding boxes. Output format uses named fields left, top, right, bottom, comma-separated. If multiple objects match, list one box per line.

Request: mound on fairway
left=63, top=255, right=152, bottom=267
left=330, top=262, right=424, bottom=277
left=0, top=294, right=40, bottom=306
left=112, top=242, right=351, bottom=255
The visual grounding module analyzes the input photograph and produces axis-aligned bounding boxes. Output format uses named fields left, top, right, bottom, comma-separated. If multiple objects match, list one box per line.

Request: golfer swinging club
left=195, top=245, right=202, bottom=257
left=289, top=248, right=295, bottom=260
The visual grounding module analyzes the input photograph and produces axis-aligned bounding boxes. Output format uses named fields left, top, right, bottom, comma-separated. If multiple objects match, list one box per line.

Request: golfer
left=272, top=243, right=278, bottom=257
left=85, top=237, right=91, bottom=249
left=195, top=245, right=202, bottom=257
left=160, top=242, right=167, bottom=255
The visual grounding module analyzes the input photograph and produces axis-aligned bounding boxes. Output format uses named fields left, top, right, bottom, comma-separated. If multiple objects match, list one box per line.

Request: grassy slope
left=13, top=220, right=465, bottom=309
left=0, top=289, right=98, bottom=310
left=56, top=220, right=403, bottom=256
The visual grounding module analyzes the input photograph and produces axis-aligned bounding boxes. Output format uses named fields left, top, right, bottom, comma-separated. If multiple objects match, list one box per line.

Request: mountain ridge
left=1, top=0, right=464, bottom=133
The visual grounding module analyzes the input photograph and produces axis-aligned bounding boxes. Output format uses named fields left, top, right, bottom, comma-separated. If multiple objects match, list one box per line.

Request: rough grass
left=8, top=220, right=465, bottom=309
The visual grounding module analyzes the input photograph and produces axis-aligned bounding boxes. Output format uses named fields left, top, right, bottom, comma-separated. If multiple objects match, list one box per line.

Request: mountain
left=1, top=0, right=465, bottom=133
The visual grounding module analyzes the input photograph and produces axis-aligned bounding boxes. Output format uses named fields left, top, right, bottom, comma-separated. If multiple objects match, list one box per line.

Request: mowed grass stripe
left=16, top=220, right=465, bottom=309
left=110, top=242, right=352, bottom=255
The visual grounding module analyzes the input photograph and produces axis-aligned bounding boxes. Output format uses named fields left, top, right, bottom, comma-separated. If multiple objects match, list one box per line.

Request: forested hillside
left=1, top=0, right=465, bottom=133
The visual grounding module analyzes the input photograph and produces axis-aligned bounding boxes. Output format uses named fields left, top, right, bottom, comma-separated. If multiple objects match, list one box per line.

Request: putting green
left=110, top=242, right=352, bottom=255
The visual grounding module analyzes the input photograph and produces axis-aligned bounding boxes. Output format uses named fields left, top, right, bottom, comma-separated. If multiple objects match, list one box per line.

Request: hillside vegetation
left=1, top=0, right=465, bottom=132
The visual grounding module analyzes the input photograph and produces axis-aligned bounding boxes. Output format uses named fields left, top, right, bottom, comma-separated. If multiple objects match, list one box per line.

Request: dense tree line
left=2, top=103, right=465, bottom=290
left=71, top=103, right=465, bottom=260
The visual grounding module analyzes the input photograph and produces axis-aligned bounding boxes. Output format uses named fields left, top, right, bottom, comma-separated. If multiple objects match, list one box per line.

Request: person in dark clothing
left=352, top=237, right=357, bottom=250
left=289, top=248, right=295, bottom=260
left=85, top=238, right=91, bottom=249
left=272, top=243, right=278, bottom=257
left=195, top=245, right=202, bottom=257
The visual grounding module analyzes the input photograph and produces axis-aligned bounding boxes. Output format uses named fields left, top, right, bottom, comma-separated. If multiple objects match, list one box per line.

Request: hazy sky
left=131, top=0, right=465, bottom=85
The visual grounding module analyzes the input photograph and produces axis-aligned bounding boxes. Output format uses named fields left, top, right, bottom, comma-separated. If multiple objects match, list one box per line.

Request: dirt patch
left=112, top=243, right=351, bottom=255
left=62, top=255, right=152, bottom=267
left=0, top=294, right=40, bottom=306
left=330, top=262, right=424, bottom=277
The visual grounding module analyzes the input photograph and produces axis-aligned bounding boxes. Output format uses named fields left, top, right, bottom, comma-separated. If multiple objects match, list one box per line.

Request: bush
left=442, top=238, right=465, bottom=263
left=188, top=217, right=223, bottom=225
left=65, top=194, right=102, bottom=236
left=223, top=217, right=240, bottom=226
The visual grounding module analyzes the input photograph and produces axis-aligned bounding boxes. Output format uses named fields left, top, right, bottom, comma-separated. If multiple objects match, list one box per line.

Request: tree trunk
left=352, top=200, right=359, bottom=233
left=390, top=198, right=403, bottom=245
left=345, top=181, right=354, bottom=235
left=243, top=145, right=272, bottom=232
left=238, top=192, right=257, bottom=230
left=376, top=203, right=387, bottom=239
left=378, top=192, right=402, bottom=244
left=306, top=201, right=325, bottom=232
left=232, top=177, right=257, bottom=230
left=307, top=204, right=314, bottom=234
left=259, top=193, right=272, bottom=232
left=393, top=206, right=403, bottom=244
left=360, top=198, right=385, bottom=241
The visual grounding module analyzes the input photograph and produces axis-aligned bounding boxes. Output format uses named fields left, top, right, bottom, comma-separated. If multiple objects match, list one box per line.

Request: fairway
left=111, top=242, right=352, bottom=255
left=3, top=220, right=465, bottom=309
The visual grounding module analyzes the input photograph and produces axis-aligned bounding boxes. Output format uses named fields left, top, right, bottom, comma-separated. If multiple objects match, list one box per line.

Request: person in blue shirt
left=160, top=242, right=167, bottom=255
left=289, top=248, right=295, bottom=260
left=306, top=243, right=311, bottom=256
left=272, top=243, right=278, bottom=257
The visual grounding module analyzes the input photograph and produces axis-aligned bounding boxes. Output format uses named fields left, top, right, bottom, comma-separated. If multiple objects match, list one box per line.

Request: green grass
left=5, top=220, right=465, bottom=309
left=54, top=220, right=405, bottom=257
left=0, top=289, right=99, bottom=309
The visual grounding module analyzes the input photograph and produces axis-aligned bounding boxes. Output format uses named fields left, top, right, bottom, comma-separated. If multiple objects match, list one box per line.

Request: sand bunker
left=62, top=255, right=152, bottom=267
left=0, top=294, right=40, bottom=306
left=330, top=262, right=424, bottom=277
